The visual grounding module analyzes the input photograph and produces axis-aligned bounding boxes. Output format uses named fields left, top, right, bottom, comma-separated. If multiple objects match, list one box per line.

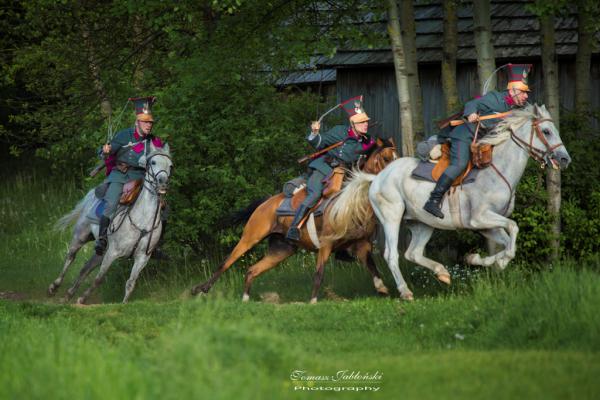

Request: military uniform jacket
left=440, top=90, right=517, bottom=143
left=101, top=127, right=163, bottom=184
left=307, top=125, right=375, bottom=176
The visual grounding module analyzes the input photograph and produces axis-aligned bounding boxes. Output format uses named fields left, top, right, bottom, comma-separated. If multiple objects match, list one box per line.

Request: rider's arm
left=307, top=125, right=346, bottom=150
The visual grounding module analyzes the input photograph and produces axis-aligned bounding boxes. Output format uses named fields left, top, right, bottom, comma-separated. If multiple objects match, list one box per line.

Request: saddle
left=120, top=179, right=143, bottom=205
left=276, top=167, right=346, bottom=218
left=430, top=143, right=493, bottom=186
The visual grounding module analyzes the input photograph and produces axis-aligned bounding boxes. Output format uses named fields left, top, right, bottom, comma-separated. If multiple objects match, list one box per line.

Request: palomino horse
left=328, top=105, right=571, bottom=300
left=49, top=143, right=172, bottom=304
left=191, top=140, right=398, bottom=303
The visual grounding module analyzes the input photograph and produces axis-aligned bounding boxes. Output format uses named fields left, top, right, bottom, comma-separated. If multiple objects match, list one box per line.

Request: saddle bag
left=322, top=167, right=345, bottom=198
left=120, top=179, right=143, bottom=205
left=470, top=143, right=493, bottom=169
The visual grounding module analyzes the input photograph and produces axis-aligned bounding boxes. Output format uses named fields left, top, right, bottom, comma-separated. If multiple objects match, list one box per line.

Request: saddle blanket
left=411, top=161, right=480, bottom=184
left=275, top=196, right=333, bottom=217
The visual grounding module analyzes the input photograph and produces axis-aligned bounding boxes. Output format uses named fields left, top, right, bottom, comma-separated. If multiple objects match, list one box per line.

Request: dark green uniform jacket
left=439, top=90, right=517, bottom=143
left=307, top=125, right=375, bottom=176
left=102, top=127, right=163, bottom=184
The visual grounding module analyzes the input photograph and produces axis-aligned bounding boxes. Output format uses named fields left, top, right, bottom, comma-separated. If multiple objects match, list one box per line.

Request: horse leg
left=370, top=195, right=413, bottom=300
left=48, top=226, right=93, bottom=296
left=310, top=243, right=333, bottom=304
left=467, top=212, right=519, bottom=269
left=191, top=222, right=273, bottom=296
left=405, top=222, right=451, bottom=284
left=122, top=253, right=152, bottom=303
left=64, top=253, right=103, bottom=301
left=76, top=251, right=119, bottom=305
left=242, top=235, right=295, bottom=302
left=466, top=228, right=512, bottom=270
left=353, top=241, right=389, bottom=296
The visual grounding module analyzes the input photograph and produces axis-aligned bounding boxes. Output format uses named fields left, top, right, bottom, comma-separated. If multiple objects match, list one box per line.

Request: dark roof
left=318, top=0, right=597, bottom=68
left=276, top=68, right=336, bottom=86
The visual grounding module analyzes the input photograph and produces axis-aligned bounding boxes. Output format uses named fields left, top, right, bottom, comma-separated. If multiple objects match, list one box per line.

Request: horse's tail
left=325, top=171, right=376, bottom=241
left=223, top=196, right=271, bottom=228
left=54, top=189, right=95, bottom=231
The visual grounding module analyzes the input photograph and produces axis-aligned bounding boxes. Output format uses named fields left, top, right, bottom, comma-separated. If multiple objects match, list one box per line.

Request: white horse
left=49, top=142, right=172, bottom=304
left=327, top=104, right=571, bottom=299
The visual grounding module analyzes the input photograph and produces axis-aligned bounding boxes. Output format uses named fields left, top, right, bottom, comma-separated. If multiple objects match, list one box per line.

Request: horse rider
left=95, top=96, right=167, bottom=256
left=423, top=63, right=532, bottom=219
left=286, top=98, right=376, bottom=241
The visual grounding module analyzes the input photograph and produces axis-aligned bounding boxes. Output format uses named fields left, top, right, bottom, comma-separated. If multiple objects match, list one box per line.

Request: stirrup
left=286, top=226, right=301, bottom=241
left=95, top=237, right=107, bottom=256
left=423, top=199, right=444, bottom=219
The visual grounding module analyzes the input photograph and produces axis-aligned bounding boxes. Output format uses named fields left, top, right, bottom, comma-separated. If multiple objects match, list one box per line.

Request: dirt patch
left=0, top=291, right=27, bottom=301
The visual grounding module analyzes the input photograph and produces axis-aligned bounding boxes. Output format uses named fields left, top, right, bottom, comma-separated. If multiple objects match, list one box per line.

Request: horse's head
left=362, top=137, right=399, bottom=174
left=492, top=104, right=571, bottom=170
left=145, top=142, right=173, bottom=195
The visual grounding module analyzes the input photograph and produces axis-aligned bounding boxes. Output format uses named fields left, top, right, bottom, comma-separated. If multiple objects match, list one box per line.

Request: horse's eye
left=543, top=129, right=551, bottom=136
left=151, top=160, right=156, bottom=165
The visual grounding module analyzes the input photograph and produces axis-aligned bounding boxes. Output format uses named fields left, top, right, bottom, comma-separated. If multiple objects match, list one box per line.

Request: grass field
left=1, top=168, right=600, bottom=399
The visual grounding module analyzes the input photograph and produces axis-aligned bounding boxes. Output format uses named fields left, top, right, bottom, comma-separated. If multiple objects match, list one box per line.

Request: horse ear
left=376, top=138, right=384, bottom=147
left=533, top=104, right=541, bottom=116
left=389, top=137, right=396, bottom=148
left=162, top=142, right=170, bottom=154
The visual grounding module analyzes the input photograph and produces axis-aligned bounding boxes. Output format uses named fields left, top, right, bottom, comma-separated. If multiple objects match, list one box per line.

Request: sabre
left=89, top=99, right=131, bottom=177
left=316, top=95, right=364, bottom=123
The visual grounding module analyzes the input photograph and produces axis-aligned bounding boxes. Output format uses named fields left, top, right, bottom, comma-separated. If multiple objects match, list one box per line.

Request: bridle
left=510, top=117, right=563, bottom=168
left=143, top=152, right=172, bottom=194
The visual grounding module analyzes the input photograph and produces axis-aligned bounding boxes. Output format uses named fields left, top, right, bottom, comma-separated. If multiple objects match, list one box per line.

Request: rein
left=510, top=118, right=563, bottom=167
left=491, top=116, right=562, bottom=215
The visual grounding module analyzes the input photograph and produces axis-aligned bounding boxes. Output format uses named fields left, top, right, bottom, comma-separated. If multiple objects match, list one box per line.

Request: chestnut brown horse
left=191, top=140, right=398, bottom=303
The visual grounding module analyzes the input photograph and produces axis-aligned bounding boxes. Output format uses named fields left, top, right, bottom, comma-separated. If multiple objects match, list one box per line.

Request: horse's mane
left=479, top=104, right=538, bottom=145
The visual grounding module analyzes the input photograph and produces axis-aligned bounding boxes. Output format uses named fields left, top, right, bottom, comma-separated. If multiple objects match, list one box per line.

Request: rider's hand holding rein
left=467, top=113, right=479, bottom=123
left=102, top=144, right=112, bottom=155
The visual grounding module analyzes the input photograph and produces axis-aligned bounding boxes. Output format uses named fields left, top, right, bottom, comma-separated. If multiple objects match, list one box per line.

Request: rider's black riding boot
left=286, top=205, right=310, bottom=241
left=423, top=173, right=454, bottom=219
left=95, top=216, right=111, bottom=256
left=151, top=221, right=170, bottom=261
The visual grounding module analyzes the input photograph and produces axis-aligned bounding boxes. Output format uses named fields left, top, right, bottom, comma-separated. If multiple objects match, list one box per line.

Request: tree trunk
left=575, top=3, right=593, bottom=114
left=540, top=13, right=562, bottom=260
left=442, top=0, right=459, bottom=114
left=472, top=0, right=496, bottom=93
left=400, top=0, right=424, bottom=138
left=387, top=0, right=414, bottom=156
left=79, top=9, right=112, bottom=122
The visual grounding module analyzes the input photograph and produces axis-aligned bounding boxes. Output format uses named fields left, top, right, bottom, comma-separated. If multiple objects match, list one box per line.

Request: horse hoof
left=47, top=285, right=57, bottom=297
left=191, top=283, right=211, bottom=296
left=465, top=253, right=481, bottom=265
left=377, top=287, right=390, bottom=296
left=242, top=293, right=250, bottom=302
left=309, top=297, right=318, bottom=304
left=400, top=292, right=414, bottom=301
left=437, top=273, right=451, bottom=285
left=76, top=297, right=86, bottom=305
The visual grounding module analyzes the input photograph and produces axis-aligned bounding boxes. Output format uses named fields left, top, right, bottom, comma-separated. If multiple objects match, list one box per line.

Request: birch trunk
left=472, top=0, right=496, bottom=93
left=400, top=0, right=424, bottom=138
left=540, top=13, right=562, bottom=260
left=387, top=0, right=414, bottom=156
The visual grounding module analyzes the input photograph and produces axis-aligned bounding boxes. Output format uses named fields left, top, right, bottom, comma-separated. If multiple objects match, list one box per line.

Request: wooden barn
left=283, top=0, right=600, bottom=144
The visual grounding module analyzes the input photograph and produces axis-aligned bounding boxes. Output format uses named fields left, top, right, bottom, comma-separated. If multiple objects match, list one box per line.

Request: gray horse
left=327, top=104, right=571, bottom=299
left=49, top=143, right=172, bottom=304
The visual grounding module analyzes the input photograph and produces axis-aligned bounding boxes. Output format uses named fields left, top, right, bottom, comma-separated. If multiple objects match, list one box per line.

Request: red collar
left=348, top=127, right=366, bottom=140
left=504, top=94, right=516, bottom=106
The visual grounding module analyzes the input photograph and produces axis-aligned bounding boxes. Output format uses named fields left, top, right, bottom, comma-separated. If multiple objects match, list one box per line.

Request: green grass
left=1, top=165, right=600, bottom=399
